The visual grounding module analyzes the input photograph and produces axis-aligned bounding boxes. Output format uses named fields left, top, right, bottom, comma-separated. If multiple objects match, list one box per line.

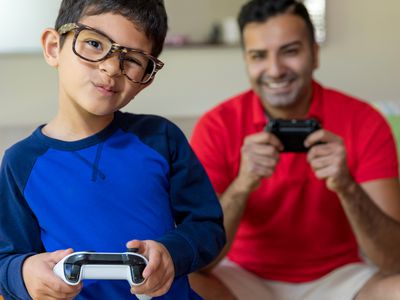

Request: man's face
left=243, top=13, right=319, bottom=111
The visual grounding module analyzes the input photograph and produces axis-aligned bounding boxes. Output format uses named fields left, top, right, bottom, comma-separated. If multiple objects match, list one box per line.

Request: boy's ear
left=41, top=28, right=61, bottom=67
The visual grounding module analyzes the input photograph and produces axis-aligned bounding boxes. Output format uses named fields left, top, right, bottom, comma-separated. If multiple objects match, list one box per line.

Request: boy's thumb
left=126, top=239, right=144, bottom=253
left=51, top=248, right=74, bottom=263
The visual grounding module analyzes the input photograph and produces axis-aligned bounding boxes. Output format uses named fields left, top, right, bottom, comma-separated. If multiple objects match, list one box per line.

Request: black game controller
left=265, top=118, right=321, bottom=152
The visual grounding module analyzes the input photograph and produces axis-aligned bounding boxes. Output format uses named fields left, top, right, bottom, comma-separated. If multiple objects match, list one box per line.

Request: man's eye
left=283, top=48, right=299, bottom=56
left=249, top=53, right=265, bottom=61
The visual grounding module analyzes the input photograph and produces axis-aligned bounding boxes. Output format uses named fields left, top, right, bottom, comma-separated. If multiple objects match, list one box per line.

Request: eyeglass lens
left=75, top=28, right=155, bottom=83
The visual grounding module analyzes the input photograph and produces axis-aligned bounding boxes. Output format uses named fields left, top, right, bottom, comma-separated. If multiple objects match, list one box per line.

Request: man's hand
left=237, top=131, right=283, bottom=192
left=306, top=129, right=354, bottom=192
left=126, top=240, right=174, bottom=298
left=22, top=249, right=82, bottom=300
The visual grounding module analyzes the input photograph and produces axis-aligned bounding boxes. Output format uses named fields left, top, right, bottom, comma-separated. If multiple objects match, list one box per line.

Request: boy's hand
left=126, top=240, right=175, bottom=297
left=22, top=248, right=82, bottom=300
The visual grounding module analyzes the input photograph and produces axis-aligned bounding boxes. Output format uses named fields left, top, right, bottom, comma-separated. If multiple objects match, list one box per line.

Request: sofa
left=0, top=115, right=399, bottom=162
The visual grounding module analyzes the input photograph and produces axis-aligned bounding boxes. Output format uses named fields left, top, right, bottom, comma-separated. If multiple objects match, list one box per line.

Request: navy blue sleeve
left=0, top=141, right=46, bottom=299
left=119, top=113, right=226, bottom=277
left=156, top=121, right=226, bottom=276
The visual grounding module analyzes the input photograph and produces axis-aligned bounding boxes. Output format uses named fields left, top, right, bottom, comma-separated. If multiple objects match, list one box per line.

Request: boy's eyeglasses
left=58, top=23, right=164, bottom=84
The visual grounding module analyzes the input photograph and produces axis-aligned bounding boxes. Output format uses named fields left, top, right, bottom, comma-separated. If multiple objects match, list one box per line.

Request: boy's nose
left=98, top=54, right=122, bottom=78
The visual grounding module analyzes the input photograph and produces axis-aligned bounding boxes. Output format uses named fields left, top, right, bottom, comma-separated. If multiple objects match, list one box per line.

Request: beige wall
left=165, top=0, right=246, bottom=42
left=0, top=0, right=399, bottom=128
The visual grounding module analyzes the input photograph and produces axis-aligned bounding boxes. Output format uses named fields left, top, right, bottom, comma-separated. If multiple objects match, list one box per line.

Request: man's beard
left=257, top=73, right=299, bottom=107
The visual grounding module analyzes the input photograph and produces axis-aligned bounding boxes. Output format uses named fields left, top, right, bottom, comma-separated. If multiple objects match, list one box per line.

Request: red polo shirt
left=190, top=81, right=399, bottom=282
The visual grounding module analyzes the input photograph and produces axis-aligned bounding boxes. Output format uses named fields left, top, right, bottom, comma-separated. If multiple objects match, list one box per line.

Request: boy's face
left=243, top=13, right=319, bottom=111
left=47, top=13, right=154, bottom=117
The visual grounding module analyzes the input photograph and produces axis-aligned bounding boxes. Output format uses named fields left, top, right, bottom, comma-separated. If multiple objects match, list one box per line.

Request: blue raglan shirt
left=0, top=111, right=225, bottom=300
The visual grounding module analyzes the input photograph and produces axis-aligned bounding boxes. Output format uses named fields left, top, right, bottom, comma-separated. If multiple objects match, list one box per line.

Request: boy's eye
left=124, top=53, right=147, bottom=69
left=125, top=57, right=143, bottom=67
left=86, top=39, right=103, bottom=51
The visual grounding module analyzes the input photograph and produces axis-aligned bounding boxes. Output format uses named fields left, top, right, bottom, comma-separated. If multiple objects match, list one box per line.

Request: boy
left=0, top=1, right=225, bottom=299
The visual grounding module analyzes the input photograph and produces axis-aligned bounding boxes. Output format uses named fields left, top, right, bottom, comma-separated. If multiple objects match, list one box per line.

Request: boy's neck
left=42, top=111, right=115, bottom=142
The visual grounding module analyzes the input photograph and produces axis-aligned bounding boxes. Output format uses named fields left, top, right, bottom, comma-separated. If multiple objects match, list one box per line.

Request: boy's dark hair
left=238, top=0, right=315, bottom=45
left=55, top=0, right=168, bottom=57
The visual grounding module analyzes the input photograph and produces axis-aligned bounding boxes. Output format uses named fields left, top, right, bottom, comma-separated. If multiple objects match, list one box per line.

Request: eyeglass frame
left=57, top=23, right=164, bottom=84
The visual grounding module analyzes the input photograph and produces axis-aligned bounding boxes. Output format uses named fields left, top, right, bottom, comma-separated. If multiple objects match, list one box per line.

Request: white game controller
left=53, top=250, right=151, bottom=300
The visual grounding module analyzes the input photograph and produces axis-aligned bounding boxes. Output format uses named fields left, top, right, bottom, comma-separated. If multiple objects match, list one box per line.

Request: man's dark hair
left=238, top=0, right=315, bottom=44
left=55, top=0, right=168, bottom=57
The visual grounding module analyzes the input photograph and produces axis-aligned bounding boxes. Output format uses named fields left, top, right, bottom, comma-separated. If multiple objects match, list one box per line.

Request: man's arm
left=306, top=129, right=400, bottom=273
left=336, top=178, right=400, bottom=273
left=202, top=131, right=283, bottom=270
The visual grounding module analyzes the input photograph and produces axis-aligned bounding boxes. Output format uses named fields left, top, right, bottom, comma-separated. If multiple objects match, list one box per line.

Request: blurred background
left=0, top=0, right=399, bottom=156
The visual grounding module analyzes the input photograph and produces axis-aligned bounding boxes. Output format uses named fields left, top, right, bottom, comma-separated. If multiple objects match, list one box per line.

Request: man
left=190, top=0, right=400, bottom=299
